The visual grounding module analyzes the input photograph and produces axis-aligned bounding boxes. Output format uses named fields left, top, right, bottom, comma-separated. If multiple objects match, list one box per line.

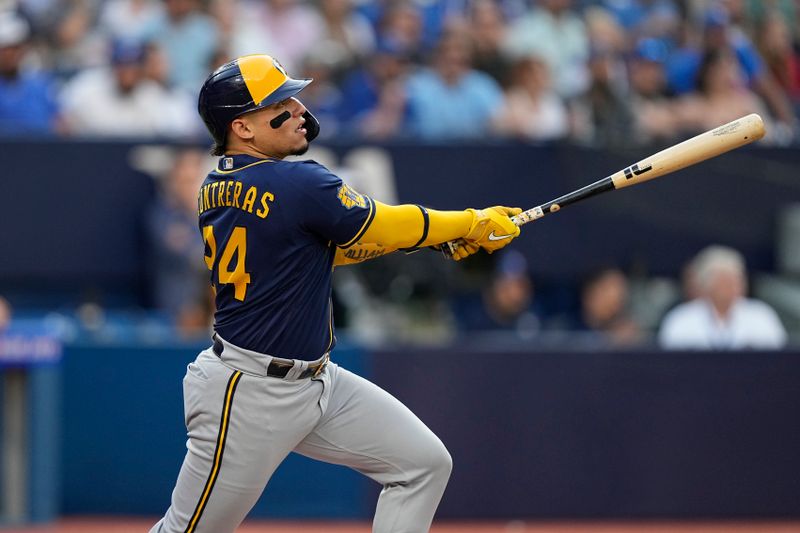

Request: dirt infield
left=6, top=519, right=800, bottom=533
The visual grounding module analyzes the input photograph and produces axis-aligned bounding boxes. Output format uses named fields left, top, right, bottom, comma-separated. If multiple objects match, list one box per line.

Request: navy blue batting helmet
left=198, top=54, right=318, bottom=154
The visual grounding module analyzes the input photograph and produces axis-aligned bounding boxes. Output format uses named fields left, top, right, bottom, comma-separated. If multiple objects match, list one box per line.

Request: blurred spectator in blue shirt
left=629, top=37, right=681, bottom=142
left=145, top=147, right=211, bottom=335
left=339, top=37, right=411, bottom=139
left=60, top=38, right=197, bottom=137
left=144, top=0, right=219, bottom=93
left=405, top=28, right=503, bottom=140
left=453, top=250, right=541, bottom=339
left=0, top=11, right=59, bottom=135
left=630, top=37, right=672, bottom=99
left=667, top=7, right=761, bottom=94
left=503, top=0, right=589, bottom=99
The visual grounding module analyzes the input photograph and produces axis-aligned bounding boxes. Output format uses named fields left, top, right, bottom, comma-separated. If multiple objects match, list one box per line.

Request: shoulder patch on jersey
left=337, top=183, right=367, bottom=210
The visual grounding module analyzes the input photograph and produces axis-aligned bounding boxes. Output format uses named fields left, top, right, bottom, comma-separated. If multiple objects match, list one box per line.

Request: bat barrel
left=611, top=113, right=765, bottom=190
left=450, top=114, right=766, bottom=248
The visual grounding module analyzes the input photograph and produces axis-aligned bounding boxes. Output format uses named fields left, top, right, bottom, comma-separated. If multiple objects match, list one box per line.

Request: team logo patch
left=337, top=184, right=367, bottom=209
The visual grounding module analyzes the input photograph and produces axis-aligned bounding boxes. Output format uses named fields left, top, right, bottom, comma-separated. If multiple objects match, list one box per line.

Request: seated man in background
left=145, top=147, right=212, bottom=337
left=60, top=38, right=196, bottom=137
left=577, top=267, right=641, bottom=346
left=453, top=250, right=541, bottom=339
left=658, top=245, right=787, bottom=350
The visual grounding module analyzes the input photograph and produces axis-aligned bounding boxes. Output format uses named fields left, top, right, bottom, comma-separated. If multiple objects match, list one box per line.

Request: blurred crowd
left=443, top=244, right=788, bottom=349
left=1, top=0, right=799, bottom=145
left=331, top=240, right=790, bottom=350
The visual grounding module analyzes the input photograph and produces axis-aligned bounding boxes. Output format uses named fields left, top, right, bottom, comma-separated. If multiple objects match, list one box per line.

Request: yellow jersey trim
left=340, top=197, right=376, bottom=248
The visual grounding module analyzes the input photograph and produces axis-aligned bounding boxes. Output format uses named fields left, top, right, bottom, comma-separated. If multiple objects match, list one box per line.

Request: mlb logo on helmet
left=271, top=58, right=288, bottom=77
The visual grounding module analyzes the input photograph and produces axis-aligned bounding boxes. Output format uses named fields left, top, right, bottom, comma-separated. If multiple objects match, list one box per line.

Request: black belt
left=212, top=337, right=328, bottom=379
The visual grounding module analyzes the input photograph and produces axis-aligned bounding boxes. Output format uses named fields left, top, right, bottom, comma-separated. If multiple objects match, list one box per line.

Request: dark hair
left=696, top=48, right=728, bottom=95
left=581, top=266, right=625, bottom=294
left=210, top=141, right=225, bottom=156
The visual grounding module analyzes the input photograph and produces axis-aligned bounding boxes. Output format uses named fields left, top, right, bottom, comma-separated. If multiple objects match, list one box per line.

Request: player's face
left=246, top=97, right=310, bottom=158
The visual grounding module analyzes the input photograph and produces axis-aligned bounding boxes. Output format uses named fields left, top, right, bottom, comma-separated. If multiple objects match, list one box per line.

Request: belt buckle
left=313, top=353, right=329, bottom=378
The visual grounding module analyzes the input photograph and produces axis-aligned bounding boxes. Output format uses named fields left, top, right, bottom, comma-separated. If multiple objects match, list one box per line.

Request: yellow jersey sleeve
left=349, top=201, right=473, bottom=250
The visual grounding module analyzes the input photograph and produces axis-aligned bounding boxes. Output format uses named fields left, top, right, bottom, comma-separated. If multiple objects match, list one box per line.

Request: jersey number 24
left=203, top=225, right=251, bottom=301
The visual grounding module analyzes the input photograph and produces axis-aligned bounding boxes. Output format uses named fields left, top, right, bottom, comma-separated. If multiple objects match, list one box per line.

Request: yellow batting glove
left=464, top=206, right=522, bottom=253
left=451, top=240, right=480, bottom=261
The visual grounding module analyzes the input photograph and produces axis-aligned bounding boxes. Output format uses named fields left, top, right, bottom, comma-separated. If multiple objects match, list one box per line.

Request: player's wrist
left=418, top=208, right=474, bottom=246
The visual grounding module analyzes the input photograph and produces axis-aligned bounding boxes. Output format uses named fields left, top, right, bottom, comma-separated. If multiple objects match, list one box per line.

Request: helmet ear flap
left=303, top=111, right=320, bottom=142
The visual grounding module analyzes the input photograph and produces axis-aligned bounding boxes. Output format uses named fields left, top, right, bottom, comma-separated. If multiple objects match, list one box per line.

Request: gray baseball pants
left=150, top=337, right=452, bottom=533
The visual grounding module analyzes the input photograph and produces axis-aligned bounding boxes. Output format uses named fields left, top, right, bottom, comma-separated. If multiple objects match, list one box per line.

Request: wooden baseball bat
left=445, top=113, right=765, bottom=256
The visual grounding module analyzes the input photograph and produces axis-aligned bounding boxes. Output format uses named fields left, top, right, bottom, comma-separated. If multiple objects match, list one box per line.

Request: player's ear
left=230, top=117, right=254, bottom=142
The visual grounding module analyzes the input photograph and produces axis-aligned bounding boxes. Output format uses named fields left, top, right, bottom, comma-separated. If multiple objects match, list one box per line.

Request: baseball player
left=150, top=54, right=521, bottom=533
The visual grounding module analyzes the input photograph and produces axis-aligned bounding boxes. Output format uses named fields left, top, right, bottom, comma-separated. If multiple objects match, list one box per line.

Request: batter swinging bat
left=445, top=113, right=765, bottom=256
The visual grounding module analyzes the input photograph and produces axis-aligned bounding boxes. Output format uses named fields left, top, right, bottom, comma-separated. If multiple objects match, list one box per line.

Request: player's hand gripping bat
left=443, top=113, right=766, bottom=258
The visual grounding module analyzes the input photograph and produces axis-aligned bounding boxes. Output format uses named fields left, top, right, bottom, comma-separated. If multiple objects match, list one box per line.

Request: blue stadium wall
left=58, top=343, right=371, bottom=518
left=54, top=343, right=800, bottom=519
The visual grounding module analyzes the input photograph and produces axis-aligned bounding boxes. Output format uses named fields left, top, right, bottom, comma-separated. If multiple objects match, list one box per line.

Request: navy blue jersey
left=197, top=154, right=374, bottom=360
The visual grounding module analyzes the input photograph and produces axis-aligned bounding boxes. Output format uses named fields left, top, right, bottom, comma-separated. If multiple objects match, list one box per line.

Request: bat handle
left=510, top=206, right=544, bottom=226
